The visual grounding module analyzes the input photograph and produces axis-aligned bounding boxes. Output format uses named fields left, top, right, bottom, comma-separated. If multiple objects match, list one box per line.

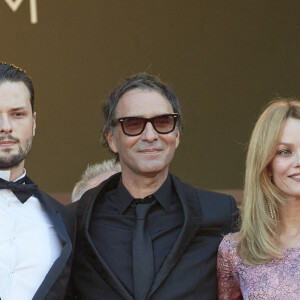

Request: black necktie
left=132, top=196, right=156, bottom=300
left=0, top=176, right=38, bottom=203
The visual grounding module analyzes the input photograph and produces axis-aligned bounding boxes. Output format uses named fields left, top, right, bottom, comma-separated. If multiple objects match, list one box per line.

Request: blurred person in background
left=71, top=159, right=121, bottom=202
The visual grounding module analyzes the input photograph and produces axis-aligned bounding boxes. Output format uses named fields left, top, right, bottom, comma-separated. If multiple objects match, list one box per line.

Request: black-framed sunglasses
left=111, top=113, right=179, bottom=136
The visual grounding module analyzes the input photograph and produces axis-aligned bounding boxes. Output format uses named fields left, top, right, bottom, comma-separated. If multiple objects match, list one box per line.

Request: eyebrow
left=118, top=114, right=173, bottom=119
left=10, top=107, right=27, bottom=111
left=278, top=142, right=293, bottom=146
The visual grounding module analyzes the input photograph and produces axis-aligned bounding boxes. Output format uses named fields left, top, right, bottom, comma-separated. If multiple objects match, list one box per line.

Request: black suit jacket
left=27, top=185, right=76, bottom=300
left=68, top=173, right=238, bottom=300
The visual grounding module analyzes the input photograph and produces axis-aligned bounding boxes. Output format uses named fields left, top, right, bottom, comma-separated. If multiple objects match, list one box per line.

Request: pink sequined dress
left=217, top=233, right=300, bottom=300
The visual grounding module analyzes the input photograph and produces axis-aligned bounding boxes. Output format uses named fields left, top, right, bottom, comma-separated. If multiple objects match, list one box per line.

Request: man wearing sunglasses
left=69, top=74, right=238, bottom=300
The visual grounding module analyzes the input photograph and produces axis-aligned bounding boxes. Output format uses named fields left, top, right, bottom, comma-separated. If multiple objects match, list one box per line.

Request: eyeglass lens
left=121, top=115, right=177, bottom=136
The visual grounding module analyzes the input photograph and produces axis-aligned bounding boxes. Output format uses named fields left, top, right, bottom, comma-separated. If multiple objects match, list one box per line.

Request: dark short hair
left=0, top=62, right=34, bottom=112
left=101, top=73, right=183, bottom=153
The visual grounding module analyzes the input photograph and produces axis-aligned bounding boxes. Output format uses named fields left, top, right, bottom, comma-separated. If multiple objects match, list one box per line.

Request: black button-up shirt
left=90, top=175, right=183, bottom=296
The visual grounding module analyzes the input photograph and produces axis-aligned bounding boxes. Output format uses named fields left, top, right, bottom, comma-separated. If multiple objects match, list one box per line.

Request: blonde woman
left=217, top=99, right=300, bottom=299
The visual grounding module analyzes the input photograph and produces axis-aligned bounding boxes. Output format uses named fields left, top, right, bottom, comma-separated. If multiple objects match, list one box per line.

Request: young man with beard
left=0, top=62, right=75, bottom=300
left=69, top=74, right=238, bottom=300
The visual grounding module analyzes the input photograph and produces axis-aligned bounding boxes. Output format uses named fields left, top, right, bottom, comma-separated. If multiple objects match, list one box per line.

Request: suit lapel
left=32, top=191, right=72, bottom=300
left=79, top=174, right=134, bottom=300
left=147, top=174, right=202, bottom=299
left=79, top=173, right=202, bottom=300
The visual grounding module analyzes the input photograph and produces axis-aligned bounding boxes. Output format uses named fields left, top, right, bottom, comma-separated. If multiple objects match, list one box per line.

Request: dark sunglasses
left=111, top=113, right=179, bottom=136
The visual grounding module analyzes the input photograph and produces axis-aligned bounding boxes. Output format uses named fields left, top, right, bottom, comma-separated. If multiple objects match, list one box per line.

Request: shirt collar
left=116, top=179, right=134, bottom=214
left=117, top=174, right=175, bottom=214
left=0, top=169, right=26, bottom=182
left=153, top=175, right=174, bottom=211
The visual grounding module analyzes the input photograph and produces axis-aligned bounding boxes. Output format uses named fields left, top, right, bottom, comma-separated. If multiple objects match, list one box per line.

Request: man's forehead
left=116, top=88, right=172, bottom=116
left=120, top=87, right=164, bottom=100
left=0, top=80, right=30, bottom=95
left=0, top=81, right=31, bottom=108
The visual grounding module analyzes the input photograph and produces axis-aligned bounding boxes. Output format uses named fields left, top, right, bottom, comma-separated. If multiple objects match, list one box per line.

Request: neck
left=0, top=162, right=25, bottom=182
left=121, top=170, right=168, bottom=199
left=279, top=202, right=300, bottom=248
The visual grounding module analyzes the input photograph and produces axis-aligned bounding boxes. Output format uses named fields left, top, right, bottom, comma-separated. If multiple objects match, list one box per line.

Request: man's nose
left=0, top=115, right=13, bottom=134
left=141, top=122, right=158, bottom=142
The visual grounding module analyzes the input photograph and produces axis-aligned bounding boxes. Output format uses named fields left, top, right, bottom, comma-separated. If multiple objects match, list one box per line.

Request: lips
left=138, top=148, right=161, bottom=153
left=289, top=173, right=300, bottom=179
left=0, top=140, right=17, bottom=147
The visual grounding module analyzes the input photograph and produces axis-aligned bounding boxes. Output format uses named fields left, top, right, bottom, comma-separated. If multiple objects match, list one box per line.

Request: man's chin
left=0, top=156, right=23, bottom=169
left=137, top=163, right=168, bottom=177
left=0, top=162, right=21, bottom=169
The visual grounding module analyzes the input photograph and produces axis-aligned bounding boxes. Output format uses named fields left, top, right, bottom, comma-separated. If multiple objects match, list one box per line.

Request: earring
left=268, top=203, right=275, bottom=219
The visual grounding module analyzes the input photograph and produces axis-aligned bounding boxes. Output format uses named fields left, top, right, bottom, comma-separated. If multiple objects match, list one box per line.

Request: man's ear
left=175, top=129, right=180, bottom=149
left=32, top=112, right=37, bottom=136
left=106, top=129, right=118, bottom=153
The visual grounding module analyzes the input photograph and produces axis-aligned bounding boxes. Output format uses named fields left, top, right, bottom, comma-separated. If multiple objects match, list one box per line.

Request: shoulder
left=170, top=174, right=239, bottom=233
left=170, top=174, right=238, bottom=211
left=39, top=190, right=69, bottom=212
left=170, top=173, right=236, bottom=203
left=219, top=232, right=239, bottom=254
left=67, top=201, right=77, bottom=214
left=40, top=190, right=75, bottom=224
left=38, top=190, right=76, bottom=240
left=27, top=176, right=69, bottom=212
left=218, top=233, right=240, bottom=270
left=194, top=189, right=239, bottom=226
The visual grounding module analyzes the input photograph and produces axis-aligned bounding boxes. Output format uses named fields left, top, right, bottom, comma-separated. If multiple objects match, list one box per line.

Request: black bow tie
left=0, top=176, right=39, bottom=203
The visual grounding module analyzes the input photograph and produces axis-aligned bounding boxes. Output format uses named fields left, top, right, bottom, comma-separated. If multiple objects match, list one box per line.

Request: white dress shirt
left=0, top=170, right=62, bottom=300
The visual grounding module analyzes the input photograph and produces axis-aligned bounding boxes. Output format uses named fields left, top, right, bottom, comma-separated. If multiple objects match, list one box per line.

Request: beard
left=0, top=135, right=33, bottom=169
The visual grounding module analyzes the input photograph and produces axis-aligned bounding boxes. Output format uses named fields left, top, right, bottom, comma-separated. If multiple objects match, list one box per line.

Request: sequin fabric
left=217, top=233, right=300, bottom=300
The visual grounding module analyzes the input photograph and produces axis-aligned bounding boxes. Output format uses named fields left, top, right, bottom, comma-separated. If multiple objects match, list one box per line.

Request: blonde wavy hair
left=237, top=98, right=300, bottom=265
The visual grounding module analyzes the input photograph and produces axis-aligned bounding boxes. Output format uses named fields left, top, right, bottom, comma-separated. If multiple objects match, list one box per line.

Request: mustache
left=136, top=141, right=164, bottom=151
left=0, top=135, right=19, bottom=143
